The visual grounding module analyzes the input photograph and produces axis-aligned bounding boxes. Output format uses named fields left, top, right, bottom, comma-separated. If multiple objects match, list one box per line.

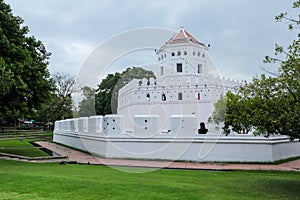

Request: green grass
left=0, top=130, right=53, bottom=139
left=0, top=159, right=299, bottom=199
left=272, top=156, right=300, bottom=164
left=0, top=140, right=49, bottom=157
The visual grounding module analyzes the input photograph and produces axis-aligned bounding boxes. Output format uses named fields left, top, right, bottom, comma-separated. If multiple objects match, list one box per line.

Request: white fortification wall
left=53, top=115, right=300, bottom=162
left=117, top=76, right=241, bottom=131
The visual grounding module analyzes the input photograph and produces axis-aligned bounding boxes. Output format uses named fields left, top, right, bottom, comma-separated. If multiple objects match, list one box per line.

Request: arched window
left=160, top=66, right=164, bottom=76
left=178, top=92, right=183, bottom=100
left=198, top=51, right=201, bottom=57
left=202, top=53, right=205, bottom=58
left=177, top=51, right=181, bottom=56
left=184, top=51, right=187, bottom=55
left=171, top=52, right=175, bottom=56
left=146, top=93, right=150, bottom=101
left=193, top=51, right=196, bottom=56
left=197, top=92, right=200, bottom=100
left=162, top=93, right=166, bottom=101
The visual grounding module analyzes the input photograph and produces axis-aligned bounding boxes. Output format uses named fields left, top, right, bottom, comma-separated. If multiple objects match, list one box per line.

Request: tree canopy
left=0, top=0, right=52, bottom=122
left=78, top=86, right=96, bottom=117
left=36, top=73, right=76, bottom=123
left=209, top=1, right=300, bottom=139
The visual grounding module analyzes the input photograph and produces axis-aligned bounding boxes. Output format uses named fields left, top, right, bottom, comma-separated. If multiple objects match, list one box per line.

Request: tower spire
left=166, top=27, right=206, bottom=47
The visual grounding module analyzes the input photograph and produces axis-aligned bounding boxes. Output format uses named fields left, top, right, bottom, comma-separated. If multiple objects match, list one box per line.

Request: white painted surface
left=103, top=115, right=124, bottom=135
left=78, top=117, right=88, bottom=133
left=133, top=115, right=160, bottom=134
left=88, top=116, right=103, bottom=134
left=53, top=119, right=300, bottom=162
left=117, top=28, right=242, bottom=130
left=169, top=115, right=198, bottom=136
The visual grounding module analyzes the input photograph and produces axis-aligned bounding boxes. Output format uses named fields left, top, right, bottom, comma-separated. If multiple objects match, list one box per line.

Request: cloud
left=49, top=40, right=94, bottom=74
left=76, top=28, right=175, bottom=88
left=5, top=0, right=298, bottom=82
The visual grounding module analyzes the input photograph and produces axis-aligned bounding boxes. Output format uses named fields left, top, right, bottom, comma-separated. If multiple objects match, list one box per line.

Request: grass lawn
left=0, top=140, right=49, bottom=157
left=0, top=159, right=299, bottom=199
left=0, top=130, right=53, bottom=140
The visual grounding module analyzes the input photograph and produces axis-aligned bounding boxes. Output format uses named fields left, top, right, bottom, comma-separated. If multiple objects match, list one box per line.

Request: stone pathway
left=35, top=141, right=300, bottom=171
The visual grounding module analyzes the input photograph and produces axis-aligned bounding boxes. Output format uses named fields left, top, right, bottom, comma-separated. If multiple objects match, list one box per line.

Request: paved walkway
left=35, top=141, right=300, bottom=172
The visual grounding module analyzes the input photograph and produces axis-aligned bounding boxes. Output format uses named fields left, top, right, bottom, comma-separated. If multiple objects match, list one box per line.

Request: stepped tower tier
left=117, top=28, right=242, bottom=132
left=156, top=28, right=210, bottom=85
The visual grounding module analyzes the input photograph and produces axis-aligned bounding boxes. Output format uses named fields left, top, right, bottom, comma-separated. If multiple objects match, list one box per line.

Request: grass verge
left=0, top=159, right=299, bottom=200
left=0, top=140, right=49, bottom=157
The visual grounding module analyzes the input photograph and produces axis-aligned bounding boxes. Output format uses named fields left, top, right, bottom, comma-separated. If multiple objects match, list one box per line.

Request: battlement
left=119, top=74, right=241, bottom=93
left=53, top=115, right=300, bottom=163
left=118, top=74, right=242, bottom=110
left=54, top=114, right=201, bottom=137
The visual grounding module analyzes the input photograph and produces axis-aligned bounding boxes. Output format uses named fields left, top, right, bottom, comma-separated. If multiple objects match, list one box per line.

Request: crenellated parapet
left=53, top=114, right=300, bottom=163
left=118, top=74, right=243, bottom=110
left=54, top=114, right=204, bottom=137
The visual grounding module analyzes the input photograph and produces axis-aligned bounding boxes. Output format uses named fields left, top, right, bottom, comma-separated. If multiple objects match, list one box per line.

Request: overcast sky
left=5, top=0, right=298, bottom=82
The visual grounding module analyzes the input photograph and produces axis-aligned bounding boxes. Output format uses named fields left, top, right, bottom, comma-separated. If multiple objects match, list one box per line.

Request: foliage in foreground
left=0, top=1, right=79, bottom=124
left=0, top=159, right=300, bottom=200
left=0, top=0, right=52, bottom=122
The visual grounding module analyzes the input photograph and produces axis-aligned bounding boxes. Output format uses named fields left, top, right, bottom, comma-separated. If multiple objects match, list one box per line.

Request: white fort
left=53, top=28, right=300, bottom=162
left=118, top=28, right=240, bottom=131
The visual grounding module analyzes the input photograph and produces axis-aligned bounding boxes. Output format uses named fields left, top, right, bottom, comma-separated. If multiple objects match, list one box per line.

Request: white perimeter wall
left=53, top=116, right=300, bottom=162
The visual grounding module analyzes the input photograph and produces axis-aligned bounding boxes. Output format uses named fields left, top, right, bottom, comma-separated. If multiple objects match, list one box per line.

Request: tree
left=209, top=1, right=300, bottom=139
left=36, top=93, right=73, bottom=123
left=36, top=73, right=77, bottom=123
left=208, top=95, right=227, bottom=129
left=95, top=73, right=121, bottom=115
left=209, top=92, right=254, bottom=135
left=252, top=1, right=300, bottom=139
left=0, top=1, right=52, bottom=123
left=95, top=67, right=155, bottom=115
left=78, top=86, right=96, bottom=117
left=52, top=72, right=77, bottom=98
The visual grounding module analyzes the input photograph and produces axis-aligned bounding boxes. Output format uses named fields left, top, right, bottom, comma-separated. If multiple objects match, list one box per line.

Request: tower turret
left=156, top=28, right=209, bottom=83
